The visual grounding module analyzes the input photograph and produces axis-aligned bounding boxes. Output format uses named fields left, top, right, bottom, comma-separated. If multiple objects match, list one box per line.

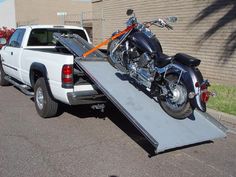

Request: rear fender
left=30, top=62, right=55, bottom=100
left=162, top=63, right=206, bottom=111
left=30, top=63, right=48, bottom=87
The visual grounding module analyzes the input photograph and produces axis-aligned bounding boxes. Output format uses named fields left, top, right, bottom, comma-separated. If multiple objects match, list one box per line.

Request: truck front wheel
left=34, top=78, right=59, bottom=118
left=0, top=62, right=9, bottom=86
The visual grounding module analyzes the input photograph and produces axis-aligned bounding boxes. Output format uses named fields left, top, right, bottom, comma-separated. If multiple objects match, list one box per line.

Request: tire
left=0, top=61, right=9, bottom=86
left=158, top=74, right=192, bottom=119
left=107, top=39, right=118, bottom=68
left=34, top=78, right=59, bottom=118
left=107, top=39, right=127, bottom=72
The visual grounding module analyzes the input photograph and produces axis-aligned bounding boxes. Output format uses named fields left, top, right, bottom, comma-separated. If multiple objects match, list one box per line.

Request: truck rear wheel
left=0, top=62, right=9, bottom=86
left=34, top=78, right=59, bottom=118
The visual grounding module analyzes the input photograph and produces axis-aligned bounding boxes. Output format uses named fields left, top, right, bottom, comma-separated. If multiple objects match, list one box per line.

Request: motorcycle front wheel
left=158, top=74, right=193, bottom=119
left=107, top=39, right=118, bottom=68
left=107, top=39, right=127, bottom=72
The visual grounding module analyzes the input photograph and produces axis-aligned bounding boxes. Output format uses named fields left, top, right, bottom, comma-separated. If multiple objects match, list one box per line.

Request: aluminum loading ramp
left=54, top=33, right=227, bottom=153
left=76, top=59, right=227, bottom=153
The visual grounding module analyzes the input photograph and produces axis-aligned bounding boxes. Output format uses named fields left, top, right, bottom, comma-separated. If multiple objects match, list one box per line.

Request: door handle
left=11, top=52, right=13, bottom=55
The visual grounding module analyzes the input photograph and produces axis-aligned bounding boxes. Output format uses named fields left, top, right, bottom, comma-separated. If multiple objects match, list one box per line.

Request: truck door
left=1, top=29, right=25, bottom=81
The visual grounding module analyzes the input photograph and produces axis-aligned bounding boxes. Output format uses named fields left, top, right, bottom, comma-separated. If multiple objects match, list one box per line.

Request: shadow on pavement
left=30, top=96, right=211, bottom=156
left=59, top=102, right=156, bottom=156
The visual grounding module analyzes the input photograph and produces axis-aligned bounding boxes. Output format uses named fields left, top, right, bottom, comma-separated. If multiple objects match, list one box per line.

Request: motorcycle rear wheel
left=158, top=74, right=192, bottom=119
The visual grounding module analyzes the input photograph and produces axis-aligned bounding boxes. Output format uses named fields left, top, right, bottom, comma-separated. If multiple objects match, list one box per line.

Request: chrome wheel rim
left=36, top=87, right=44, bottom=110
left=166, top=82, right=188, bottom=110
left=109, top=40, right=121, bottom=63
left=170, top=84, right=187, bottom=104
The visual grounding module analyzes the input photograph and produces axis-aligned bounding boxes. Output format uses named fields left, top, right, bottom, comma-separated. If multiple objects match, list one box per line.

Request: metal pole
left=80, top=12, right=83, bottom=27
left=63, top=14, right=65, bottom=25
left=101, top=8, right=104, bottom=42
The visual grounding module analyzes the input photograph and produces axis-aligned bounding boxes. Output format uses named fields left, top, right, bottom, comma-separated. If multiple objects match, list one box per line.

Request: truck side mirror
left=0, top=38, right=7, bottom=45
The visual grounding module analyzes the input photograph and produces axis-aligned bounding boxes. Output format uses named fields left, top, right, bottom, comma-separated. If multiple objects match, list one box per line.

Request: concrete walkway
left=208, top=108, right=236, bottom=135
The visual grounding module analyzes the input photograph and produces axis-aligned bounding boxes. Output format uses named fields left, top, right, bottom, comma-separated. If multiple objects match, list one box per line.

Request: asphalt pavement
left=0, top=86, right=236, bottom=177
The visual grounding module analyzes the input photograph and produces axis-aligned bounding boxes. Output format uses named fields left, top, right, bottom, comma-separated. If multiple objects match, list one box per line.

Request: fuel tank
left=129, top=31, right=163, bottom=55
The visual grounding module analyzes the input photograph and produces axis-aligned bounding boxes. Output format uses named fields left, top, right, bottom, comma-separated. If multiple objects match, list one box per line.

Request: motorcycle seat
left=174, top=53, right=201, bottom=67
left=157, top=53, right=173, bottom=67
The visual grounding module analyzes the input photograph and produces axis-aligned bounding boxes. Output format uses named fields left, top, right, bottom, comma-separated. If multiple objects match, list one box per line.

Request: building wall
left=0, top=0, right=16, bottom=28
left=92, top=0, right=236, bottom=85
left=15, top=0, right=92, bottom=26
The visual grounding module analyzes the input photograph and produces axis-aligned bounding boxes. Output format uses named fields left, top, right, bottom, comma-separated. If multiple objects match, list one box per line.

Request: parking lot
left=0, top=86, right=236, bottom=177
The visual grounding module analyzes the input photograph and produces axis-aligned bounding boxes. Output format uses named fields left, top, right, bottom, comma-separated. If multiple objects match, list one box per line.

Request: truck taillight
left=62, top=65, right=73, bottom=88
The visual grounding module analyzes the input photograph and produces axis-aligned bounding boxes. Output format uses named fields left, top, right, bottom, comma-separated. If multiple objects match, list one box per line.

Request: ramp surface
left=54, top=33, right=227, bottom=153
left=75, top=59, right=227, bottom=153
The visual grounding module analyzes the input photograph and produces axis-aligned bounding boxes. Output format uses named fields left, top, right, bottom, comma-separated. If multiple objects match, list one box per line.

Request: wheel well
left=31, top=69, right=43, bottom=88
left=30, top=63, right=55, bottom=100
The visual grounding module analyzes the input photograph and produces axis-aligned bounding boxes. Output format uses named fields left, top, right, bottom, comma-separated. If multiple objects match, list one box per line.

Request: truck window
left=8, top=29, right=26, bottom=48
left=27, top=28, right=88, bottom=46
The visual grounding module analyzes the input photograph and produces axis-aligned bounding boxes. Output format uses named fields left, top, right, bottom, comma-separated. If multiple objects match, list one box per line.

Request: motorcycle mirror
left=166, top=16, right=178, bottom=23
left=0, top=38, right=7, bottom=45
left=126, top=9, right=134, bottom=16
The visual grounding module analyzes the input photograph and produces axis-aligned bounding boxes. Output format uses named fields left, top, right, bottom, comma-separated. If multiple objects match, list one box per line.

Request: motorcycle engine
left=138, top=53, right=151, bottom=67
left=128, top=52, right=155, bottom=88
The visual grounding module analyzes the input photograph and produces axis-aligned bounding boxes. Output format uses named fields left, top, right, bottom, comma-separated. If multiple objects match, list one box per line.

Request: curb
left=207, top=108, right=236, bottom=124
left=207, top=108, right=236, bottom=134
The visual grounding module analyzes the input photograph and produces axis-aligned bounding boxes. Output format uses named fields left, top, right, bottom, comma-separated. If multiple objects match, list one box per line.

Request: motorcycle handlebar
left=143, top=19, right=173, bottom=30
left=165, top=23, right=173, bottom=30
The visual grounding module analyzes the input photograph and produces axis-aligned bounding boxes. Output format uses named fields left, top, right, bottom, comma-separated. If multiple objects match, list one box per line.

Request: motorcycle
left=107, top=9, right=215, bottom=119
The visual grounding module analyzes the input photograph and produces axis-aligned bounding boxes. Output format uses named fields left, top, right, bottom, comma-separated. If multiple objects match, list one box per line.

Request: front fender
left=111, top=30, right=124, bottom=40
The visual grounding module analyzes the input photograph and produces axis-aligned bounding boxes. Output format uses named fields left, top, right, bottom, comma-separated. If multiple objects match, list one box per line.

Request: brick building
left=15, top=0, right=92, bottom=26
left=6, top=0, right=93, bottom=41
left=0, top=0, right=16, bottom=28
left=92, top=0, right=236, bottom=85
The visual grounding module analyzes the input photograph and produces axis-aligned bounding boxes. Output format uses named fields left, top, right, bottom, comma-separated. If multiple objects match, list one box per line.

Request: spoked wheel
left=107, top=39, right=127, bottom=72
left=158, top=74, right=192, bottom=119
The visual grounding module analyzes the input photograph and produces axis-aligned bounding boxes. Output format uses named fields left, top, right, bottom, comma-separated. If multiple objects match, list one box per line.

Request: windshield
left=27, top=28, right=88, bottom=46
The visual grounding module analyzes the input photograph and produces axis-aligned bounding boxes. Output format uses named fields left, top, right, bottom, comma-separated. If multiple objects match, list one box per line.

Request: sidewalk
left=207, top=108, right=236, bottom=134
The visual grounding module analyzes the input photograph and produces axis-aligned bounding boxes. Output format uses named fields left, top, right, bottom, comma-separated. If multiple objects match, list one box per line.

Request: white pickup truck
left=0, top=25, right=105, bottom=118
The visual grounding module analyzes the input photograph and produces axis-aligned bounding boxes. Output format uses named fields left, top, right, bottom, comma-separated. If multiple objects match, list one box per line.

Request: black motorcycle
left=107, top=9, right=214, bottom=119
